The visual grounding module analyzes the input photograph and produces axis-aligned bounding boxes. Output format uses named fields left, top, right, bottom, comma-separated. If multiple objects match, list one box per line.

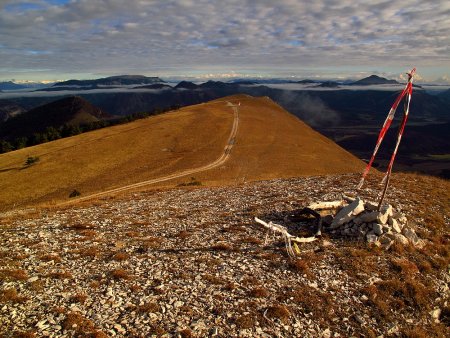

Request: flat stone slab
left=330, top=197, right=364, bottom=229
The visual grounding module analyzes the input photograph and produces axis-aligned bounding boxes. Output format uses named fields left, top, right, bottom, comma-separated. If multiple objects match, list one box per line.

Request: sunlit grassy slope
left=0, top=95, right=365, bottom=210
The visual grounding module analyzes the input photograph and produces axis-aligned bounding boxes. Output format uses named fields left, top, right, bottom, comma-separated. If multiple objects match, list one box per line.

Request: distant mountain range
left=52, top=75, right=164, bottom=87
left=1, top=74, right=449, bottom=177
left=0, top=81, right=52, bottom=90
left=0, top=81, right=29, bottom=90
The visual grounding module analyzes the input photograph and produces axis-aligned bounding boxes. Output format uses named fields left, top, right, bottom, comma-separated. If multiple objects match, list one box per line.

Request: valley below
left=2, top=78, right=449, bottom=179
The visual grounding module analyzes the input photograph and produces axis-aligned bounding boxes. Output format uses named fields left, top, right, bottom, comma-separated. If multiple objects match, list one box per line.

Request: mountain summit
left=350, top=75, right=399, bottom=85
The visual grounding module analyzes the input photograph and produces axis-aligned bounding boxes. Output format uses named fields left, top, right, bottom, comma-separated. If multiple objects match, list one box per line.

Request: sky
left=1, top=0, right=449, bottom=83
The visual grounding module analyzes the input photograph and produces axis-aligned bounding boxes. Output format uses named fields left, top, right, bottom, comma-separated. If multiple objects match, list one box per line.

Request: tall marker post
left=357, top=68, right=416, bottom=210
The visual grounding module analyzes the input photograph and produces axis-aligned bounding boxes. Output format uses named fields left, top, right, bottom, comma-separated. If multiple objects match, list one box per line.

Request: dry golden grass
left=78, top=246, right=100, bottom=259
left=111, top=252, right=130, bottom=261
left=364, top=277, right=433, bottom=321
left=39, top=254, right=62, bottom=263
left=109, top=269, right=132, bottom=280
left=179, top=328, right=195, bottom=338
left=138, top=302, right=161, bottom=313
left=13, top=332, right=36, bottom=338
left=202, top=274, right=222, bottom=285
left=210, top=242, right=233, bottom=251
left=46, top=270, right=73, bottom=279
left=235, top=314, right=257, bottom=329
left=69, top=293, right=88, bottom=304
left=248, top=286, right=270, bottom=298
left=62, top=312, right=96, bottom=335
left=0, top=268, right=28, bottom=281
left=266, top=304, right=291, bottom=323
left=0, top=288, right=28, bottom=303
left=193, top=95, right=365, bottom=186
left=288, top=258, right=310, bottom=275
left=0, top=95, right=364, bottom=211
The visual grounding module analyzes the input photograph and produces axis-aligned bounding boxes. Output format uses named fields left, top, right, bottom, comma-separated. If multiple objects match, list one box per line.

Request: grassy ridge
left=0, top=95, right=365, bottom=211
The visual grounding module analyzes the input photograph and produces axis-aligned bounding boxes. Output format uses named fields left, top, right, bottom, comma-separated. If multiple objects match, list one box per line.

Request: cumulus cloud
left=0, top=0, right=449, bottom=80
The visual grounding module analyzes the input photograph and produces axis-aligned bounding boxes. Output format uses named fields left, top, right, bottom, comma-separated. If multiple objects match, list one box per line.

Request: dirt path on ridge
left=59, top=101, right=240, bottom=206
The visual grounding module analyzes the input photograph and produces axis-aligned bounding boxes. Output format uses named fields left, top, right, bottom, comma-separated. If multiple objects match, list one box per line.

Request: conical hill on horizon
left=0, top=96, right=109, bottom=141
left=0, top=94, right=365, bottom=210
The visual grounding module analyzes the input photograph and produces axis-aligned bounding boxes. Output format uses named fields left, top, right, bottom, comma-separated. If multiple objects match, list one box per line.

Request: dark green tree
left=0, top=140, right=13, bottom=153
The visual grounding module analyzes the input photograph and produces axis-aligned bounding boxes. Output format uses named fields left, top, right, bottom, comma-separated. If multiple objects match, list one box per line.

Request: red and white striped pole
left=356, top=68, right=416, bottom=209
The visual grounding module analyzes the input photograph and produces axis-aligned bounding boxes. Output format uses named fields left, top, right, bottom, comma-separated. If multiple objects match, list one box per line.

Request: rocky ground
left=0, top=173, right=449, bottom=337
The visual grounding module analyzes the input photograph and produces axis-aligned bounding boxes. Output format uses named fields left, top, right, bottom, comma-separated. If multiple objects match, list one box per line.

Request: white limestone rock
left=391, top=219, right=402, bottom=233
left=377, top=204, right=393, bottom=224
left=330, top=197, right=364, bottom=229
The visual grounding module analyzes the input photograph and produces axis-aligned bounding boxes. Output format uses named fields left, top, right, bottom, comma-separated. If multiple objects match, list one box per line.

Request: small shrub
left=179, top=329, right=194, bottom=338
left=176, top=230, right=191, bottom=239
left=52, top=306, right=66, bottom=314
left=240, top=236, right=263, bottom=245
left=0, top=288, right=28, bottom=303
left=416, top=259, right=432, bottom=273
left=110, top=269, right=132, bottom=280
left=12, top=331, right=36, bottom=338
left=235, top=314, right=256, bottom=329
left=211, top=242, right=233, bottom=251
left=391, top=258, right=419, bottom=276
left=266, top=304, right=291, bottom=323
left=0, top=269, right=29, bottom=281
left=223, top=281, right=237, bottom=291
left=25, top=156, right=39, bottom=166
left=125, top=231, right=140, bottom=238
left=112, top=252, right=130, bottom=261
left=129, top=284, right=141, bottom=293
left=78, top=229, right=97, bottom=238
left=46, top=271, right=73, bottom=279
left=288, top=259, right=310, bottom=274
left=67, top=223, right=93, bottom=230
left=177, top=177, right=202, bottom=187
left=69, top=189, right=81, bottom=198
left=40, top=254, right=62, bottom=263
left=202, top=274, right=222, bottom=285
left=89, top=281, right=101, bottom=289
left=62, top=312, right=95, bottom=334
left=148, top=325, right=166, bottom=336
left=29, top=280, right=45, bottom=292
left=79, top=247, right=99, bottom=258
left=69, top=293, right=87, bottom=304
left=138, top=302, right=160, bottom=313
left=139, top=237, right=163, bottom=251
left=249, top=286, right=269, bottom=298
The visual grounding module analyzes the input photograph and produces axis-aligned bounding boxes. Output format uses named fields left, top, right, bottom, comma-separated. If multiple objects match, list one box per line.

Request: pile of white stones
left=325, top=197, right=423, bottom=249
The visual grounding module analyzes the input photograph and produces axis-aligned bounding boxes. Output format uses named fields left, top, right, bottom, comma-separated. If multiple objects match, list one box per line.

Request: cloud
left=0, top=0, right=449, bottom=80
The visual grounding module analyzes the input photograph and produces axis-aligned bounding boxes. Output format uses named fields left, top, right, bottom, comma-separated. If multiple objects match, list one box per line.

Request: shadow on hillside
left=255, top=209, right=320, bottom=238
left=0, top=166, right=21, bottom=173
left=254, top=208, right=358, bottom=241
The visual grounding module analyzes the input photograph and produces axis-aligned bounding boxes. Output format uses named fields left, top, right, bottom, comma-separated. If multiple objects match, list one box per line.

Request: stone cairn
left=322, top=197, right=423, bottom=249
left=256, top=197, right=423, bottom=254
